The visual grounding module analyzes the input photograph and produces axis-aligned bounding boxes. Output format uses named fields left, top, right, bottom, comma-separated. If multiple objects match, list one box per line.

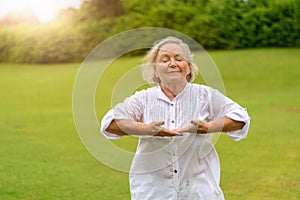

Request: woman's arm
left=177, top=117, right=245, bottom=134
left=105, top=119, right=182, bottom=137
left=207, top=87, right=250, bottom=140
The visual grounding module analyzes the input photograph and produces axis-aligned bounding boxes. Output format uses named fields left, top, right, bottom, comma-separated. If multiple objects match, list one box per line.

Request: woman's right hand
left=148, top=121, right=182, bottom=137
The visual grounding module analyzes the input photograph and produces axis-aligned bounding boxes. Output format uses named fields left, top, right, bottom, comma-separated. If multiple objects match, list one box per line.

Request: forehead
left=157, top=43, right=185, bottom=56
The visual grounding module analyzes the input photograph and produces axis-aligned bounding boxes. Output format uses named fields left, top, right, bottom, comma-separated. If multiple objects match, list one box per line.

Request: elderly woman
left=100, top=36, right=250, bottom=199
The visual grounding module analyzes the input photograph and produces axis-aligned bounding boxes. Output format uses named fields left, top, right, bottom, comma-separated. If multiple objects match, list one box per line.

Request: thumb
left=153, top=121, right=165, bottom=126
left=190, top=120, right=199, bottom=126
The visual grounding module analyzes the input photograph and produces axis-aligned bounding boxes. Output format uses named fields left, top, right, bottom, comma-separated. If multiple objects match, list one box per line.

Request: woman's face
left=155, top=43, right=190, bottom=85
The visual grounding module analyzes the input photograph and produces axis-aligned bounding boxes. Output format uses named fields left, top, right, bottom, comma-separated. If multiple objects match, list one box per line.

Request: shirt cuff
left=100, top=109, right=122, bottom=139
left=225, top=108, right=250, bottom=141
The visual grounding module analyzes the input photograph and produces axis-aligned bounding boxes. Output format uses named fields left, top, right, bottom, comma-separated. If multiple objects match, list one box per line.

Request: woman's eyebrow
left=157, top=53, right=169, bottom=57
left=157, top=52, right=184, bottom=57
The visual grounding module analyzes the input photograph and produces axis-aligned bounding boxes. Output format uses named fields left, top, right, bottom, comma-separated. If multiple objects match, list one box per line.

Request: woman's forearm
left=105, top=117, right=245, bottom=136
left=207, top=117, right=245, bottom=133
left=178, top=117, right=245, bottom=134
left=105, top=119, right=148, bottom=136
left=105, top=119, right=182, bottom=137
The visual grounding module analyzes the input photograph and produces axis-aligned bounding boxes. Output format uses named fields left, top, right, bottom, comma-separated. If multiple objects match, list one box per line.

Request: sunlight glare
left=0, top=0, right=81, bottom=23
left=30, top=0, right=62, bottom=23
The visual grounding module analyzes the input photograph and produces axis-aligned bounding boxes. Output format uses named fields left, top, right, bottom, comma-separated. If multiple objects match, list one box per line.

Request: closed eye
left=160, top=56, right=170, bottom=63
left=175, top=56, right=183, bottom=61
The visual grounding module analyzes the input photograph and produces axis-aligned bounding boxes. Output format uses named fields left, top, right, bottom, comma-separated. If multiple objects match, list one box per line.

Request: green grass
left=0, top=48, right=299, bottom=199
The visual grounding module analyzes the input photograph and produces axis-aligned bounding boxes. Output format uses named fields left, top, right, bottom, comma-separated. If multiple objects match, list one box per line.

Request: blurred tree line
left=0, top=0, right=299, bottom=63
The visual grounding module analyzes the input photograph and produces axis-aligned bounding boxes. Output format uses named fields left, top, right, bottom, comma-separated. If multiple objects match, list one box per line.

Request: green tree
left=76, top=0, right=124, bottom=22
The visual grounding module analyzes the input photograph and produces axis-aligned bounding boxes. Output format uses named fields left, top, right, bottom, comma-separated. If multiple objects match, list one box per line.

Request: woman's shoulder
left=188, top=83, right=211, bottom=92
left=132, top=85, right=158, bottom=97
left=189, top=83, right=227, bottom=100
left=187, top=83, right=220, bottom=99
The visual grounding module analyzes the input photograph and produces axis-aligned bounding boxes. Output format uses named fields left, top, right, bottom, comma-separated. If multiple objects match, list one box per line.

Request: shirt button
left=171, top=120, right=175, bottom=123
left=174, top=170, right=177, bottom=173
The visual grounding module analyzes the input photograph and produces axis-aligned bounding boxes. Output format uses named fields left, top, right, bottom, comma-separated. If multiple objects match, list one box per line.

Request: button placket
left=171, top=143, right=179, bottom=185
left=169, top=101, right=179, bottom=188
left=169, top=102, right=176, bottom=130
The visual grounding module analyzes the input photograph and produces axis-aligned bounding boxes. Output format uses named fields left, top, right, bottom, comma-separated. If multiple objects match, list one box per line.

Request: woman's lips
left=167, top=71, right=180, bottom=74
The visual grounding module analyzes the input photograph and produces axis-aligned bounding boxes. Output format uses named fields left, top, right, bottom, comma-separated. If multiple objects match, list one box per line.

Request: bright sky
left=0, top=0, right=82, bottom=23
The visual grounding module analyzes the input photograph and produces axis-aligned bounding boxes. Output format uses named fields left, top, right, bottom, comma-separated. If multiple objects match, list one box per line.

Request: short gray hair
left=142, top=36, right=199, bottom=85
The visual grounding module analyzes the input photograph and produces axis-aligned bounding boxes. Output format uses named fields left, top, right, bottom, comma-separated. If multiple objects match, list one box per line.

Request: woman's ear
left=153, top=64, right=159, bottom=81
left=153, top=75, right=160, bottom=83
left=186, top=73, right=192, bottom=82
left=187, top=64, right=192, bottom=81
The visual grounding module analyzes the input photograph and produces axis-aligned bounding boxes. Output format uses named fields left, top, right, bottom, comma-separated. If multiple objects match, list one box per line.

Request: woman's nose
left=169, top=58, right=177, bottom=67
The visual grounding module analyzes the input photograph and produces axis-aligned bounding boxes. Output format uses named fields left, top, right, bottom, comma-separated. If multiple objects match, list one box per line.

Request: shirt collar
left=155, top=83, right=190, bottom=103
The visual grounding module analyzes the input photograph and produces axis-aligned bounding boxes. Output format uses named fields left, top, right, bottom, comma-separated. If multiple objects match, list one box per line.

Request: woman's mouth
left=167, top=71, right=180, bottom=74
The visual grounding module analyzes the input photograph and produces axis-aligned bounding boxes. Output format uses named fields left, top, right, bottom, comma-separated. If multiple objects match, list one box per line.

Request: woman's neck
left=160, top=81, right=187, bottom=101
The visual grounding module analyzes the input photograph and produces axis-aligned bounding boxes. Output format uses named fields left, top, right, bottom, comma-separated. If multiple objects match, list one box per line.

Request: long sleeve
left=224, top=107, right=250, bottom=141
left=209, top=87, right=250, bottom=141
left=100, top=109, right=122, bottom=139
left=100, top=90, right=146, bottom=139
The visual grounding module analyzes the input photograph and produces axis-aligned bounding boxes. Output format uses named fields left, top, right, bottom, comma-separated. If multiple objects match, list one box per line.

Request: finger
left=190, top=120, right=199, bottom=126
left=175, top=127, right=186, bottom=133
left=151, top=121, right=164, bottom=126
left=176, top=125, right=194, bottom=133
left=166, top=133, right=183, bottom=137
left=157, top=121, right=165, bottom=126
left=168, top=129, right=182, bottom=135
left=156, top=128, right=183, bottom=137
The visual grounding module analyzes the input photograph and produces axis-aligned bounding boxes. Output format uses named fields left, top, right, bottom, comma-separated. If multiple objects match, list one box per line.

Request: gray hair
left=142, top=36, right=199, bottom=85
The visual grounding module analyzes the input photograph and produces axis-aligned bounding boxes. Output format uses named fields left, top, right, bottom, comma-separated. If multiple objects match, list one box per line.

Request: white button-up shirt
left=101, top=83, right=250, bottom=200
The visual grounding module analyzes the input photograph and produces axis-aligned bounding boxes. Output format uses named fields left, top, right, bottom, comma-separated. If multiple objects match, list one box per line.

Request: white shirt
left=101, top=83, right=250, bottom=200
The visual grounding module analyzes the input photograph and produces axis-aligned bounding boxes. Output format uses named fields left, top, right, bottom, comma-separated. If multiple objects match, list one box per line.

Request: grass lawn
left=0, top=48, right=299, bottom=199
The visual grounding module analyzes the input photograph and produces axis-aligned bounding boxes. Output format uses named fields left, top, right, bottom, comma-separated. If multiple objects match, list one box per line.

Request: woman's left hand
left=175, top=120, right=210, bottom=134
